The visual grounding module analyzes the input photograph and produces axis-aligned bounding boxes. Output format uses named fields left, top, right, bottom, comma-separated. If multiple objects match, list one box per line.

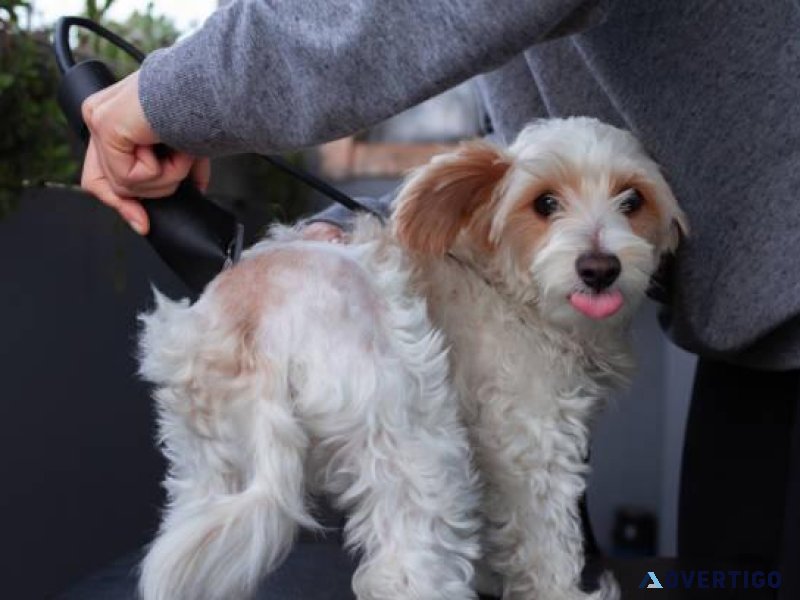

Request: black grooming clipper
left=53, top=16, right=243, bottom=293
left=53, top=16, right=381, bottom=294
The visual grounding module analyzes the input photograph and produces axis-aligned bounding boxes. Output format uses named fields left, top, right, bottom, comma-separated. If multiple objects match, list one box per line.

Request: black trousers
left=679, top=358, right=800, bottom=598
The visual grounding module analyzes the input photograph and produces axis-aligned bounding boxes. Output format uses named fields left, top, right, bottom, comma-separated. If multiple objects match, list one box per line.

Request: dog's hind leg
left=334, top=369, right=481, bottom=600
left=312, top=291, right=481, bottom=600
left=137, top=292, right=317, bottom=600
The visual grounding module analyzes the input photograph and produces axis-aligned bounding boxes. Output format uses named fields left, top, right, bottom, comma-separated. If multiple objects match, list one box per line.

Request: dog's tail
left=137, top=290, right=318, bottom=600
left=138, top=483, right=314, bottom=600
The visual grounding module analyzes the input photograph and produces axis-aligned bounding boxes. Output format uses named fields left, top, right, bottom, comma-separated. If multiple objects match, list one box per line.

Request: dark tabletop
left=57, top=540, right=780, bottom=600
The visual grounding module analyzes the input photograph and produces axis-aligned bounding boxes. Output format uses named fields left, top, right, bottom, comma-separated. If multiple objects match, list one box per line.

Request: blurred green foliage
left=0, top=0, right=180, bottom=219
left=80, top=1, right=180, bottom=76
left=0, top=0, right=75, bottom=218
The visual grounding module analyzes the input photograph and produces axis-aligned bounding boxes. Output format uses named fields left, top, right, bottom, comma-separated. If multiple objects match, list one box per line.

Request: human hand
left=80, top=70, right=210, bottom=235
left=300, top=222, right=347, bottom=243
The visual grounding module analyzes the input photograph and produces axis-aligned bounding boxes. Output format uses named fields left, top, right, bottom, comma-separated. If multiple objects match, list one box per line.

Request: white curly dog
left=138, top=117, right=686, bottom=600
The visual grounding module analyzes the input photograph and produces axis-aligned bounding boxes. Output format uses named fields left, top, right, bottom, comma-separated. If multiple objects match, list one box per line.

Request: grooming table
left=58, top=540, right=779, bottom=600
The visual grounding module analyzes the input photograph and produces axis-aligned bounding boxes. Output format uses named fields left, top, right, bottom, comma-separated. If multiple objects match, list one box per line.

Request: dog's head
left=393, top=117, right=687, bottom=329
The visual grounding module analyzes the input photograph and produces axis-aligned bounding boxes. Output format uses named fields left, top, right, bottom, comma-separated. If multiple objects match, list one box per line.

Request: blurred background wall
left=2, top=1, right=697, bottom=597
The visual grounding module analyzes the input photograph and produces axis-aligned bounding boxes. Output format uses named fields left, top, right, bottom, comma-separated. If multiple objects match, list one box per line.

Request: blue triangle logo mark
left=639, top=571, right=663, bottom=589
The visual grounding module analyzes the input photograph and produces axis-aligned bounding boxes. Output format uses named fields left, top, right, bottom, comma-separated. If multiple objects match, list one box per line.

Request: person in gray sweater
left=77, top=0, right=800, bottom=597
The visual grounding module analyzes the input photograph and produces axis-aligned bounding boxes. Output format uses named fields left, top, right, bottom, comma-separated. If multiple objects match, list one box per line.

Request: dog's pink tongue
left=569, top=290, right=624, bottom=319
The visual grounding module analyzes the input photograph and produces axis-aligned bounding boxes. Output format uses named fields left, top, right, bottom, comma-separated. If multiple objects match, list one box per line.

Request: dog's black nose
left=575, top=252, right=621, bottom=291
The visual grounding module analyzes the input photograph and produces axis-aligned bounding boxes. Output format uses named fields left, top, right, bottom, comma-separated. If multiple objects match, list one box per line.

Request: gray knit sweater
left=140, top=0, right=800, bottom=369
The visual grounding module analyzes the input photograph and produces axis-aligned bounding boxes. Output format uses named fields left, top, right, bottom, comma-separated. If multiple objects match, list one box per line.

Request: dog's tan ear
left=393, top=140, right=511, bottom=255
left=651, top=172, right=689, bottom=254
left=665, top=211, right=689, bottom=254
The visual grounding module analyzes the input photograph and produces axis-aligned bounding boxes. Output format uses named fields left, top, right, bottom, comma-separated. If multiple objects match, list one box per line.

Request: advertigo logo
left=639, top=570, right=782, bottom=590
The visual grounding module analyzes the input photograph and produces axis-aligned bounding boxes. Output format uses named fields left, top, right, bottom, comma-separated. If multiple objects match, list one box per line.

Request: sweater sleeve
left=139, top=0, right=606, bottom=156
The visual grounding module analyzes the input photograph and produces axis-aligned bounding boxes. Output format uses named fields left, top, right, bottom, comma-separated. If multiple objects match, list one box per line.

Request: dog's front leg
left=476, top=405, right=618, bottom=600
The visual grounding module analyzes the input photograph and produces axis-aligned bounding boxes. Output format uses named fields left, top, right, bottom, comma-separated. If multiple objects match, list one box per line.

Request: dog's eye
left=533, top=193, right=560, bottom=218
left=619, top=189, right=644, bottom=215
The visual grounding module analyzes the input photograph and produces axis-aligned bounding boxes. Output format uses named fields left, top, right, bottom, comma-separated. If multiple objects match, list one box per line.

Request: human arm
left=81, top=0, right=608, bottom=232
left=140, top=0, right=607, bottom=156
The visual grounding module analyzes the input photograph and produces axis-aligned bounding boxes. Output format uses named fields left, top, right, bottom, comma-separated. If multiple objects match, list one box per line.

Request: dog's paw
left=501, top=572, right=620, bottom=600
left=585, top=571, right=620, bottom=600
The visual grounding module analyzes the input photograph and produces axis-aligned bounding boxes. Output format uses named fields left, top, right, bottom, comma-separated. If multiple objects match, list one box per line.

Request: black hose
left=54, top=16, right=145, bottom=74
left=53, top=15, right=382, bottom=221
left=261, top=155, right=384, bottom=220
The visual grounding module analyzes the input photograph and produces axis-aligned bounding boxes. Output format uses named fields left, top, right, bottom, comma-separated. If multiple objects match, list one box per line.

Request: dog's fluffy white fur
left=138, top=117, right=686, bottom=600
